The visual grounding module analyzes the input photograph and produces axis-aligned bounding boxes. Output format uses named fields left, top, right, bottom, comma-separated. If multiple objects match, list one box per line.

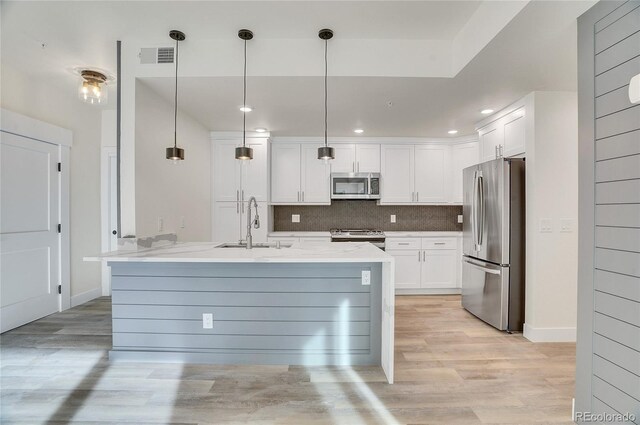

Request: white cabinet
left=381, top=145, right=448, bottom=204
left=502, top=109, right=526, bottom=157
left=387, top=236, right=459, bottom=293
left=479, top=124, right=503, bottom=162
left=478, top=107, right=527, bottom=161
left=414, top=145, right=447, bottom=203
left=213, top=201, right=267, bottom=243
left=213, top=139, right=268, bottom=203
left=451, top=142, right=480, bottom=203
left=380, top=145, right=414, bottom=203
left=330, top=144, right=380, bottom=173
left=271, top=143, right=330, bottom=204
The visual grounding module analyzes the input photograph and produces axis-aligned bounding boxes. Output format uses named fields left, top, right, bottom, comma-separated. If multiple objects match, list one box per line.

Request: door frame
left=101, top=146, right=117, bottom=295
left=0, top=108, right=71, bottom=314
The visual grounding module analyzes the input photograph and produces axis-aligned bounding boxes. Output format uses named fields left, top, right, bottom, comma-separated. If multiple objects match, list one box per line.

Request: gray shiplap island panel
left=109, top=262, right=382, bottom=367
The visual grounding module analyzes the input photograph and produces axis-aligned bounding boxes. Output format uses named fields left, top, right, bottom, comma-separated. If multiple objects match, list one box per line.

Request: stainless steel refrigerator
left=462, top=158, right=525, bottom=332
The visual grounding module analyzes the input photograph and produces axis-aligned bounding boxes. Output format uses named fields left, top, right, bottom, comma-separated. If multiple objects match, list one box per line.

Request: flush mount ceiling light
left=354, top=129, right=364, bottom=134
left=481, top=109, right=494, bottom=115
left=236, top=29, right=254, bottom=160
left=448, top=130, right=458, bottom=135
left=166, top=30, right=186, bottom=162
left=255, top=127, right=267, bottom=133
left=78, top=69, right=109, bottom=105
left=318, top=28, right=335, bottom=161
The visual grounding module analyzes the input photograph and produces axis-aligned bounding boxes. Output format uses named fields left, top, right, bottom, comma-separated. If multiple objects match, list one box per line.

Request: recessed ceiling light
left=239, top=105, right=252, bottom=112
left=255, top=127, right=267, bottom=133
left=354, top=129, right=364, bottom=134
left=448, top=130, right=458, bottom=135
left=481, top=109, right=494, bottom=115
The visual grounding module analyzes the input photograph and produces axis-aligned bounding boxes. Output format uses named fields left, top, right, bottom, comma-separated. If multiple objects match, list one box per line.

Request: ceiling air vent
left=139, top=47, right=174, bottom=64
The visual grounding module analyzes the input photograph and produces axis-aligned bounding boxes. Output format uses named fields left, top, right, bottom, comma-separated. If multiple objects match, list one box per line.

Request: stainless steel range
left=330, top=229, right=386, bottom=250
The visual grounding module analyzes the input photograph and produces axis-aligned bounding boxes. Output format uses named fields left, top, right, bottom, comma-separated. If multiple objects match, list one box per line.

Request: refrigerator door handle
left=477, top=174, right=485, bottom=247
left=471, top=171, right=478, bottom=251
left=463, top=257, right=501, bottom=275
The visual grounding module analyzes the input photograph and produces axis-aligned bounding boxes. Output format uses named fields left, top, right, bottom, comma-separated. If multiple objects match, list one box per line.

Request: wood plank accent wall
left=109, top=262, right=382, bottom=366
left=578, top=1, right=640, bottom=421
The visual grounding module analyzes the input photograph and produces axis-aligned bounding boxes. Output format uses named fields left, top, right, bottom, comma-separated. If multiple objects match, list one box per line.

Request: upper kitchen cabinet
left=330, top=144, right=380, bottom=173
left=380, top=144, right=414, bottom=203
left=381, top=144, right=449, bottom=204
left=213, top=138, right=269, bottom=203
left=271, top=143, right=330, bottom=204
left=451, top=142, right=480, bottom=203
left=478, top=103, right=528, bottom=162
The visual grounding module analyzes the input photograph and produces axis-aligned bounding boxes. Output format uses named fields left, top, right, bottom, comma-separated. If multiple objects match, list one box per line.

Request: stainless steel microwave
left=330, top=173, right=381, bottom=200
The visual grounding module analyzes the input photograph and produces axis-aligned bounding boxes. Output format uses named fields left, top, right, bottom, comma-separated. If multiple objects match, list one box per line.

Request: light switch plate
left=157, top=217, right=164, bottom=232
left=292, top=214, right=300, bottom=223
left=457, top=215, right=463, bottom=224
left=202, top=313, right=213, bottom=329
left=560, top=219, right=573, bottom=233
left=361, top=270, right=371, bottom=285
left=539, top=218, right=553, bottom=233
left=390, top=214, right=396, bottom=223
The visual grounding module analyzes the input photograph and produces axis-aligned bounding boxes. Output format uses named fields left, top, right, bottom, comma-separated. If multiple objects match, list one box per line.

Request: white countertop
left=85, top=241, right=392, bottom=264
left=268, top=232, right=331, bottom=237
left=385, top=231, right=462, bottom=237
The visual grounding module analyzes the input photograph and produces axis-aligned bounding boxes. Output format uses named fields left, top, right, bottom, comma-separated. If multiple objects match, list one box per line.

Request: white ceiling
left=1, top=0, right=595, bottom=137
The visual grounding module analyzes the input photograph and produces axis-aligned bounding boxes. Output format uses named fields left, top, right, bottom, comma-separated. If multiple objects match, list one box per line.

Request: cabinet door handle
left=353, top=162, right=355, bottom=172
left=236, top=190, right=240, bottom=213
left=495, top=145, right=498, bottom=159
left=416, top=192, right=419, bottom=202
left=423, top=251, right=426, bottom=261
left=241, top=190, right=244, bottom=213
left=434, top=242, right=445, bottom=245
left=297, top=191, right=300, bottom=202
left=357, top=162, right=360, bottom=172
left=418, top=251, right=421, bottom=262
left=499, top=145, right=503, bottom=157
left=399, top=242, right=410, bottom=245
left=302, top=191, right=305, bottom=202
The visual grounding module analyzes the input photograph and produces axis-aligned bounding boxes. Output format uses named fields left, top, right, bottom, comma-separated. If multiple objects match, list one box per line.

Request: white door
left=380, top=145, right=414, bottom=203
left=421, top=250, right=457, bottom=288
left=213, top=202, right=241, bottom=242
left=301, top=144, right=330, bottom=203
left=271, top=144, right=301, bottom=203
left=479, top=124, right=503, bottom=162
left=0, top=133, right=60, bottom=332
left=213, top=141, right=241, bottom=202
left=503, top=109, right=526, bottom=157
left=388, top=250, right=421, bottom=289
left=101, top=148, right=118, bottom=296
left=240, top=138, right=268, bottom=202
left=330, top=144, right=356, bottom=173
left=355, top=144, right=380, bottom=172
left=414, top=145, right=447, bottom=203
left=451, top=142, right=480, bottom=203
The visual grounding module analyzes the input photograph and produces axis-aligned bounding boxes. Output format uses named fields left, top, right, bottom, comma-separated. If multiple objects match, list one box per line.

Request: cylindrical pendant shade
left=317, top=146, right=335, bottom=160
left=166, top=146, right=185, bottom=161
left=235, top=146, right=253, bottom=160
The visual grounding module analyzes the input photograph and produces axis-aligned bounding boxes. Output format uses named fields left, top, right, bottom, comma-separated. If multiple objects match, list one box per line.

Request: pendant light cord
left=243, top=39, right=247, bottom=148
left=174, top=37, right=179, bottom=149
left=324, top=38, right=328, bottom=148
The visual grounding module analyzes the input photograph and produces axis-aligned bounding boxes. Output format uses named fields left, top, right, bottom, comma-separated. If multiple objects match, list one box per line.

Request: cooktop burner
left=330, top=229, right=385, bottom=237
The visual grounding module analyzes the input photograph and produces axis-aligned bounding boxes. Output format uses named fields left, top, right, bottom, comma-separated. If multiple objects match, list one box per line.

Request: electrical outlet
left=560, top=219, right=573, bottom=233
left=539, top=218, right=553, bottom=233
left=361, top=270, right=371, bottom=286
left=157, top=217, right=164, bottom=232
left=390, top=214, right=396, bottom=223
left=457, top=215, right=463, bottom=224
left=292, top=214, right=300, bottom=223
left=202, top=313, right=213, bottom=329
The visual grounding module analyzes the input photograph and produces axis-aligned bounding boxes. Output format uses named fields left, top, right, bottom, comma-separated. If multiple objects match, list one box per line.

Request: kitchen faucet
left=245, top=196, right=260, bottom=249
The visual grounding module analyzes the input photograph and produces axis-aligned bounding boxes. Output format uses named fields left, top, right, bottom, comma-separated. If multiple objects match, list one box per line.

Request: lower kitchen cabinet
left=387, top=237, right=459, bottom=293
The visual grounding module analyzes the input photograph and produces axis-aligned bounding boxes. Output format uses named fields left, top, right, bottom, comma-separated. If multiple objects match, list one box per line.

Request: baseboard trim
left=396, top=288, right=461, bottom=295
left=523, top=324, right=577, bottom=342
left=71, top=287, right=102, bottom=308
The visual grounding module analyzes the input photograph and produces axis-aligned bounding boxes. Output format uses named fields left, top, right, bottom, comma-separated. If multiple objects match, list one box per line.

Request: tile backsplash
left=273, top=201, right=462, bottom=231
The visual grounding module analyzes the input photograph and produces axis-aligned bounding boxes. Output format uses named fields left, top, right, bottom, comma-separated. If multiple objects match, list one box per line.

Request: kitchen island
left=87, top=241, right=395, bottom=383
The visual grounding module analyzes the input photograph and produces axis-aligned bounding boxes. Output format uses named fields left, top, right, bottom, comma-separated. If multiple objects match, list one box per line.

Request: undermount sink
left=215, top=242, right=292, bottom=249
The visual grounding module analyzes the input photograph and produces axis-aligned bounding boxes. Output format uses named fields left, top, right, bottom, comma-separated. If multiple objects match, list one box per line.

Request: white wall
left=524, top=91, right=579, bottom=342
left=134, top=80, right=211, bottom=241
left=1, top=64, right=103, bottom=299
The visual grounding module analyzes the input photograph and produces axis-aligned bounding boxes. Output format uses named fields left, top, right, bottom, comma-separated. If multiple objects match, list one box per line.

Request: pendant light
left=235, top=29, right=254, bottom=160
left=166, top=30, right=185, bottom=162
left=318, top=29, right=335, bottom=161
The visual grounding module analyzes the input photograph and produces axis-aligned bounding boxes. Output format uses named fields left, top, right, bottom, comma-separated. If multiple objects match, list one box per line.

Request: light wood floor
left=0, top=295, right=576, bottom=424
